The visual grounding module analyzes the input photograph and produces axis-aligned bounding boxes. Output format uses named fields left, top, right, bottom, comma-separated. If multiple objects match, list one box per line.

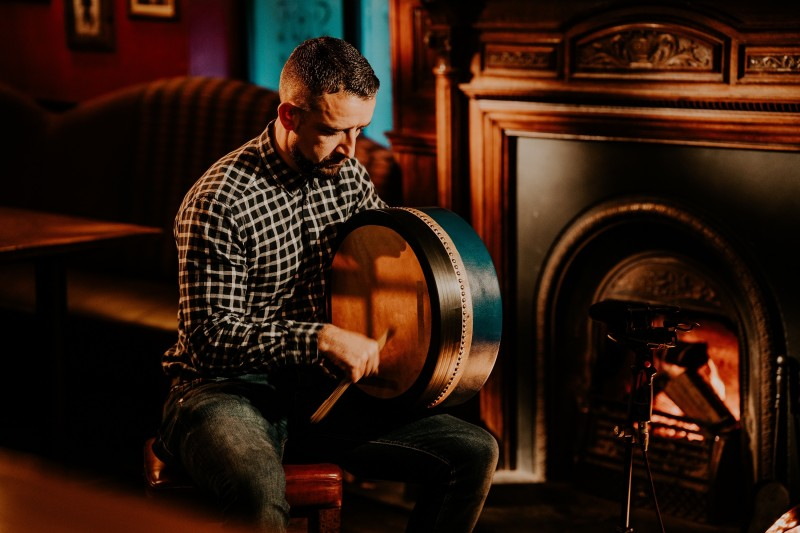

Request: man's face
left=287, top=91, right=377, bottom=179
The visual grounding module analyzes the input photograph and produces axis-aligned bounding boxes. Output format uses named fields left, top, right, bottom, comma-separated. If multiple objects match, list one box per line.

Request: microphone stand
left=588, top=299, right=697, bottom=533
left=613, top=337, right=666, bottom=533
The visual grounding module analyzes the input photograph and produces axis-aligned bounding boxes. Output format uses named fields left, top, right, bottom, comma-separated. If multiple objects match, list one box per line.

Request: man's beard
left=290, top=145, right=347, bottom=179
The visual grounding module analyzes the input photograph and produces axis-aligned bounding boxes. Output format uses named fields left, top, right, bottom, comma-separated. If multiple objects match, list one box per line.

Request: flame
left=707, top=358, right=725, bottom=401
left=765, top=506, right=800, bottom=533
left=645, top=316, right=741, bottom=442
left=676, top=320, right=741, bottom=421
left=652, top=395, right=705, bottom=441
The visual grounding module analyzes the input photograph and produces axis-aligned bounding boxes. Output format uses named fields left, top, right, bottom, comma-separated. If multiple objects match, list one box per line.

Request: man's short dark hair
left=279, top=36, right=380, bottom=110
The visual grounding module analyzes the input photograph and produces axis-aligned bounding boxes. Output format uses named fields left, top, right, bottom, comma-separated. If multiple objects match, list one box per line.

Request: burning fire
left=650, top=317, right=740, bottom=441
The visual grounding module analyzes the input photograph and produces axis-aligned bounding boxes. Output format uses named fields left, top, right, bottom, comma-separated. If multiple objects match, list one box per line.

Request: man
left=155, top=36, right=498, bottom=532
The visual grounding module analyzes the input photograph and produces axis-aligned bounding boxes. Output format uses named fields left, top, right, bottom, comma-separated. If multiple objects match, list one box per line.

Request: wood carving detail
left=607, top=260, right=722, bottom=307
left=576, top=29, right=715, bottom=71
left=747, top=54, right=800, bottom=73
left=486, top=46, right=555, bottom=71
left=425, top=27, right=453, bottom=70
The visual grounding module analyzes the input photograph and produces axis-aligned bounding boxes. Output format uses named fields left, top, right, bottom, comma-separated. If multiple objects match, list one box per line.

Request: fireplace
left=533, top=193, right=766, bottom=524
left=414, top=0, right=800, bottom=528
left=507, top=131, right=800, bottom=523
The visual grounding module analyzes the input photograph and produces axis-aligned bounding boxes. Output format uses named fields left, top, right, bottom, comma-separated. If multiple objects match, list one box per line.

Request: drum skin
left=328, top=207, right=502, bottom=408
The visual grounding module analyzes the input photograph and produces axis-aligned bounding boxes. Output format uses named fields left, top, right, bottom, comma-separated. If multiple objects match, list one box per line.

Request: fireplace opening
left=579, top=304, right=743, bottom=524
left=590, top=310, right=740, bottom=429
left=533, top=197, right=784, bottom=526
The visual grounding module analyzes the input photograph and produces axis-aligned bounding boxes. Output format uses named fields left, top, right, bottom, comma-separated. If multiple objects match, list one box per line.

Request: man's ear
left=278, top=102, right=300, bottom=131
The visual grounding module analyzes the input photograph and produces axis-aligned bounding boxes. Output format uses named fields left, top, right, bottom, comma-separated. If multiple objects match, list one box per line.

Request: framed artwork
left=65, top=0, right=114, bottom=51
left=128, top=0, right=178, bottom=20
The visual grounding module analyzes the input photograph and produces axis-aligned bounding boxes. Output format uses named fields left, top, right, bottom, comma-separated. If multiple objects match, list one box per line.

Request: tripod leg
left=617, top=432, right=635, bottom=533
left=641, top=447, right=667, bottom=533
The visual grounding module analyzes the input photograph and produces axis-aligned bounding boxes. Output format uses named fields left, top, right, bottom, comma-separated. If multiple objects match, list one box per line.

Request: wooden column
left=422, top=1, right=483, bottom=215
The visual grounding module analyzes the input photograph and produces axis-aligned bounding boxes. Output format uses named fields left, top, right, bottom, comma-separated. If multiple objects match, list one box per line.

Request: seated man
left=155, top=36, right=498, bottom=532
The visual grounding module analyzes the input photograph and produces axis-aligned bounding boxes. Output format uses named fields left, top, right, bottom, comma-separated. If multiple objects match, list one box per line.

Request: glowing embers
left=651, top=316, right=740, bottom=441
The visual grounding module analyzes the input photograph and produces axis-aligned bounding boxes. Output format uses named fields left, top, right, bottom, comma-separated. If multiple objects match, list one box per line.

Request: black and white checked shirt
left=162, top=121, right=385, bottom=378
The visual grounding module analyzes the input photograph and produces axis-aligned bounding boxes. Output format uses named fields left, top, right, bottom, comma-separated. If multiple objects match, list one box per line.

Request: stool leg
left=308, top=507, right=340, bottom=533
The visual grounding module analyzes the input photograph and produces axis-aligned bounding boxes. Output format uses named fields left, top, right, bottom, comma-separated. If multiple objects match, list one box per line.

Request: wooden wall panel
left=388, top=0, right=438, bottom=207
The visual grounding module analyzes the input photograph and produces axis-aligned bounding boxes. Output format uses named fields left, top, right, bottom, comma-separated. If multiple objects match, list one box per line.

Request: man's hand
left=318, top=324, right=381, bottom=383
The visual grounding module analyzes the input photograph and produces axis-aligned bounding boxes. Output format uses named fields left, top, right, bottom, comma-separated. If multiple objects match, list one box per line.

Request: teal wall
left=358, top=0, right=392, bottom=147
left=247, top=0, right=392, bottom=147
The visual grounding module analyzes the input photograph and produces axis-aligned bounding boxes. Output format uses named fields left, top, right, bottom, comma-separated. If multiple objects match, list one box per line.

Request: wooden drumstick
left=310, top=328, right=392, bottom=423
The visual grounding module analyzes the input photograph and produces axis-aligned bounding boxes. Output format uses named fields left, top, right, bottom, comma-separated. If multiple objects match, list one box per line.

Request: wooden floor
left=0, top=444, right=755, bottom=532
left=340, top=480, right=744, bottom=533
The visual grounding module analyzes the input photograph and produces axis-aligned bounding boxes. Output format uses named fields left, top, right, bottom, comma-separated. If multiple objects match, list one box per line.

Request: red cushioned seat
left=143, top=437, right=342, bottom=533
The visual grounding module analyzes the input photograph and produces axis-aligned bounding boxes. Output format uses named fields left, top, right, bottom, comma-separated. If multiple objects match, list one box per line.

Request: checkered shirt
left=162, top=121, right=385, bottom=378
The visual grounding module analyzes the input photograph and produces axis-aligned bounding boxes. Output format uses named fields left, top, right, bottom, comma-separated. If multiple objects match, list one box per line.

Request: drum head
left=329, top=224, right=432, bottom=399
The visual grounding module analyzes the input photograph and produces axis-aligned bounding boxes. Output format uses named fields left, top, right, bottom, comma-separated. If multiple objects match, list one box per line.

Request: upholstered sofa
left=0, top=76, right=402, bottom=333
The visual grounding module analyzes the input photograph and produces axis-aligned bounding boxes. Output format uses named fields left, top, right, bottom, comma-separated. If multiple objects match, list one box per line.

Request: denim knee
left=477, top=426, right=500, bottom=470
left=217, top=466, right=290, bottom=531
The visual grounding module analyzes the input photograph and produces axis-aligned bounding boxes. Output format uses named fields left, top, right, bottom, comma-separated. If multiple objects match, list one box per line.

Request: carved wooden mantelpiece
left=463, top=3, right=800, bottom=105
left=457, top=1, right=800, bottom=268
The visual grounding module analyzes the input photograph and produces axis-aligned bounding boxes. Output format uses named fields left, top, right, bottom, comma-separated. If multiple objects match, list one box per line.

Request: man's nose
left=337, top=130, right=358, bottom=159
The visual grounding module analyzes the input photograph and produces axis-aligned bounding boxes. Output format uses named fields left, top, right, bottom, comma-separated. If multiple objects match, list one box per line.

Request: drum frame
left=327, top=207, right=501, bottom=409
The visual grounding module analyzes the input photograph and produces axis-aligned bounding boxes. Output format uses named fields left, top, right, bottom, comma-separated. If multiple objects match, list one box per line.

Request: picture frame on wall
left=128, top=0, right=178, bottom=20
left=65, top=0, right=114, bottom=51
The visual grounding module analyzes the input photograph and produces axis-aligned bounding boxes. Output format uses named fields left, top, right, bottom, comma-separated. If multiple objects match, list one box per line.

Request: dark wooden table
left=0, top=207, right=162, bottom=449
left=0, top=206, right=161, bottom=259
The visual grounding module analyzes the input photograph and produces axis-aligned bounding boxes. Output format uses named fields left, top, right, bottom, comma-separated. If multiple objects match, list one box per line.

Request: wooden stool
left=143, top=438, right=342, bottom=533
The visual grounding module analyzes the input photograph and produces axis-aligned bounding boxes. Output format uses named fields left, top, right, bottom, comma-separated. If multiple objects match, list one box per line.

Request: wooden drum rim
left=398, top=207, right=474, bottom=407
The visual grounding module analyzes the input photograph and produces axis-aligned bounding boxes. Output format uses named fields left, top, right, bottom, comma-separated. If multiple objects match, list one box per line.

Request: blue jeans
left=157, top=372, right=499, bottom=532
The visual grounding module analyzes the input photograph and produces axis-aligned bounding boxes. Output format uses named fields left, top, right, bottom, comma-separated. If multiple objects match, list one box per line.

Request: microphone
left=589, top=299, right=692, bottom=347
left=589, top=299, right=681, bottom=325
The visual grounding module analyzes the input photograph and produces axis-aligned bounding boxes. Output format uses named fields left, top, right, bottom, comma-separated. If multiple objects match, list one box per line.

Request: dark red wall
left=0, top=0, right=242, bottom=105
